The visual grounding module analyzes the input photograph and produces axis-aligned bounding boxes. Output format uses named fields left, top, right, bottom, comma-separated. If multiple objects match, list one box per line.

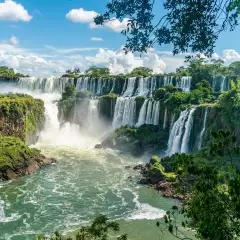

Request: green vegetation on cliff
left=0, top=136, right=40, bottom=168
left=0, top=66, right=28, bottom=78
left=0, top=93, right=45, bottom=143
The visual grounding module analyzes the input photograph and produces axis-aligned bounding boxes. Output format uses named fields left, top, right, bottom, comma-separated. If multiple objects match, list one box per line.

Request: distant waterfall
left=88, top=100, right=101, bottom=134
left=153, top=101, right=160, bottom=125
left=123, top=77, right=136, bottom=96
left=18, top=77, right=74, bottom=93
left=180, top=108, right=196, bottom=153
left=136, top=100, right=148, bottom=127
left=112, top=97, right=136, bottom=128
left=137, top=77, right=149, bottom=96
left=176, top=77, right=191, bottom=92
left=136, top=99, right=160, bottom=127
left=212, top=76, right=229, bottom=92
left=198, top=108, right=208, bottom=150
left=167, top=108, right=195, bottom=155
left=163, top=109, right=168, bottom=129
left=164, top=76, right=173, bottom=86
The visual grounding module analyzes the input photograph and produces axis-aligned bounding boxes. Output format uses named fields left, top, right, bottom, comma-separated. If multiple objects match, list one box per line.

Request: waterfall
left=163, top=109, right=168, bottom=129
left=153, top=101, right=160, bottom=126
left=176, top=76, right=191, bottom=92
left=164, top=76, right=173, bottom=86
left=180, top=108, right=196, bottom=153
left=149, top=77, right=157, bottom=97
left=18, top=77, right=74, bottom=93
left=121, top=79, right=128, bottom=95
left=123, top=77, right=136, bottom=96
left=198, top=108, right=208, bottom=150
left=220, top=76, right=228, bottom=92
left=88, top=99, right=101, bottom=134
left=136, top=99, right=148, bottom=127
left=167, top=108, right=195, bottom=155
left=145, top=100, right=153, bottom=124
left=112, top=97, right=136, bottom=128
left=110, top=78, right=116, bottom=93
left=170, top=113, right=176, bottom=131
left=137, top=77, right=149, bottom=96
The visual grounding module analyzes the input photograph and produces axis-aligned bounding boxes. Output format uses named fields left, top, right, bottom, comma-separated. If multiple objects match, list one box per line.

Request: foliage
left=37, top=215, right=127, bottom=240
left=0, top=66, right=28, bottom=78
left=0, top=136, right=40, bottom=168
left=229, top=61, right=240, bottom=76
left=62, top=68, right=81, bottom=78
left=101, top=93, right=118, bottom=100
left=94, top=0, right=240, bottom=55
left=61, top=84, right=77, bottom=101
left=0, top=93, right=45, bottom=142
left=130, top=67, right=153, bottom=77
left=159, top=130, right=240, bottom=240
left=85, top=67, right=110, bottom=77
left=218, top=80, right=240, bottom=126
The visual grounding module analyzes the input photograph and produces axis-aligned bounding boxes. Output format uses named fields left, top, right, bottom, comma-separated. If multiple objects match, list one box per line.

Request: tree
left=131, top=67, right=153, bottom=77
left=94, top=1, right=240, bottom=56
left=38, top=215, right=127, bottom=240
left=229, top=61, right=240, bottom=76
left=85, top=67, right=110, bottom=77
left=61, top=84, right=77, bottom=100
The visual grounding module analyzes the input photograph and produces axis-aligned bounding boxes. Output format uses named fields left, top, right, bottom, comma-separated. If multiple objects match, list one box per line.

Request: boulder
left=94, top=144, right=104, bottom=149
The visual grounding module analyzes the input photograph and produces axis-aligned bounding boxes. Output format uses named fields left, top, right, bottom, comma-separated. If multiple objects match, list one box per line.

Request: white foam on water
left=127, top=203, right=165, bottom=220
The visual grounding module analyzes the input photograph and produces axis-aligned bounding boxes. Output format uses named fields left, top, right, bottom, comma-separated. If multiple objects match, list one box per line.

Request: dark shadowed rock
left=94, top=144, right=104, bottom=149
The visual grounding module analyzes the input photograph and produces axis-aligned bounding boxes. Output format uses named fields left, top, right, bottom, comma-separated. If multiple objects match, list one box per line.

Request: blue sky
left=1, top=0, right=240, bottom=77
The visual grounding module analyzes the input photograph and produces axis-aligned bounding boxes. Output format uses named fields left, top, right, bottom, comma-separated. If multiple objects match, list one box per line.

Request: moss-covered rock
left=0, top=93, right=45, bottom=144
left=0, top=136, right=55, bottom=180
left=101, top=125, right=169, bottom=155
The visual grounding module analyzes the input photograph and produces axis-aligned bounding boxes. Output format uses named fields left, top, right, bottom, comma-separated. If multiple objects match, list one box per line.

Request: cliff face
left=0, top=93, right=45, bottom=144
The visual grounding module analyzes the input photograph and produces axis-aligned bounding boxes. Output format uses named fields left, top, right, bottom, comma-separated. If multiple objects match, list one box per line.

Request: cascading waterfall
left=163, top=76, right=173, bottom=86
left=176, top=76, right=191, bottom=92
left=145, top=100, right=153, bottom=124
left=136, top=99, right=148, bottom=127
left=163, top=109, right=168, bottom=129
left=123, top=77, right=136, bottom=96
left=167, top=108, right=195, bottom=155
left=153, top=101, right=160, bottom=126
left=220, top=76, right=228, bottom=92
left=198, top=108, right=208, bottom=150
left=136, top=99, right=160, bottom=127
left=112, top=97, right=136, bottom=128
left=180, top=108, right=196, bottom=153
left=137, top=77, right=149, bottom=96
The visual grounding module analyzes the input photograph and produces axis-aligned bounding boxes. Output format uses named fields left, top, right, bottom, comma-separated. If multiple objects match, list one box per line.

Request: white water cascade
left=123, top=77, right=136, bottom=96
left=167, top=108, right=195, bottom=155
left=136, top=100, right=160, bottom=127
left=163, top=109, right=168, bottom=129
left=112, top=97, right=136, bottom=128
left=176, top=76, right=192, bottom=92
left=163, top=76, right=173, bottom=86
left=180, top=108, right=196, bottom=153
left=198, top=108, right=208, bottom=150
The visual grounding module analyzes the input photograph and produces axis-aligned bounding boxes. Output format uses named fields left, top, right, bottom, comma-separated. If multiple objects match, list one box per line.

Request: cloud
left=9, top=35, right=19, bottom=45
left=91, top=37, right=103, bottom=41
left=66, top=7, right=128, bottom=33
left=222, top=49, right=240, bottom=62
left=103, top=18, right=129, bottom=33
left=44, top=45, right=102, bottom=54
left=85, top=48, right=166, bottom=74
left=66, top=8, right=98, bottom=23
left=0, top=0, right=32, bottom=22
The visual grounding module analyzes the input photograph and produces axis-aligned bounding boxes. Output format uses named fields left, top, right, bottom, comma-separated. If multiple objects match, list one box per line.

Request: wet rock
left=139, top=178, right=150, bottom=184
left=124, top=166, right=131, bottom=169
left=133, top=164, right=145, bottom=171
left=94, top=144, right=104, bottom=149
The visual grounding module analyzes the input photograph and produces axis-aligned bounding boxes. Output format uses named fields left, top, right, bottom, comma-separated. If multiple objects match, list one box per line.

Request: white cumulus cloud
left=66, top=7, right=128, bottom=33
left=91, top=37, right=103, bottom=41
left=0, top=0, right=32, bottom=22
left=9, top=35, right=19, bottom=45
left=66, top=8, right=98, bottom=23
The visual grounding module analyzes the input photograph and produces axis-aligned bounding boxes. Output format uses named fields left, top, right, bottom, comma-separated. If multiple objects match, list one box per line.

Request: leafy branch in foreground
left=95, top=0, right=240, bottom=56
left=37, top=215, right=127, bottom=240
